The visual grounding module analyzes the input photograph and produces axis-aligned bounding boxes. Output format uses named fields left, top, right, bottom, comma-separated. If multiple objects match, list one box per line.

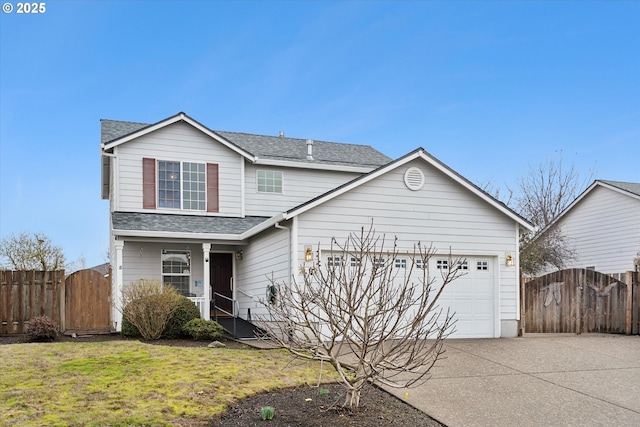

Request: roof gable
left=282, top=148, right=534, bottom=231
left=101, top=112, right=391, bottom=169
left=545, top=179, right=640, bottom=230
left=101, top=112, right=254, bottom=159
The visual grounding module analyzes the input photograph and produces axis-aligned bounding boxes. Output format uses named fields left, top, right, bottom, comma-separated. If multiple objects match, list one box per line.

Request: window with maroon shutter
left=146, top=159, right=214, bottom=212
left=142, top=158, right=156, bottom=209
left=207, top=163, right=219, bottom=212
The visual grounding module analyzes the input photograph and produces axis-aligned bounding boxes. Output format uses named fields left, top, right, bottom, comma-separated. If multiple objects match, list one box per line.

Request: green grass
left=0, top=341, right=337, bottom=426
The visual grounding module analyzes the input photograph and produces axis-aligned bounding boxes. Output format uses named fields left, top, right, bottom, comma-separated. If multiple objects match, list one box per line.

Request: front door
left=210, top=253, right=233, bottom=314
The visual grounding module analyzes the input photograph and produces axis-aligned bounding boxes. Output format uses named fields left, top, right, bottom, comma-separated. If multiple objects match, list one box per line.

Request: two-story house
left=101, top=112, right=534, bottom=338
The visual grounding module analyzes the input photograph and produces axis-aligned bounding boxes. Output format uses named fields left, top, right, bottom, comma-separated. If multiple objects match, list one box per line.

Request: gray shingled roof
left=600, top=180, right=640, bottom=197
left=101, top=119, right=149, bottom=144
left=100, top=116, right=391, bottom=168
left=112, top=212, right=269, bottom=235
left=215, top=130, right=391, bottom=168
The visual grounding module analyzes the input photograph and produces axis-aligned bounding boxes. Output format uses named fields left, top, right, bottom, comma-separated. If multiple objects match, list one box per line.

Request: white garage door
left=434, top=256, right=496, bottom=338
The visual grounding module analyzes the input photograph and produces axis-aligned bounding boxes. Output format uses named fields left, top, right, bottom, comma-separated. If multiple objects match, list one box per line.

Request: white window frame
left=157, top=160, right=206, bottom=211
left=476, top=260, right=489, bottom=271
left=161, top=250, right=191, bottom=296
left=455, top=260, right=469, bottom=270
left=437, top=259, right=449, bottom=270
left=327, top=255, right=342, bottom=267
left=256, top=170, right=283, bottom=194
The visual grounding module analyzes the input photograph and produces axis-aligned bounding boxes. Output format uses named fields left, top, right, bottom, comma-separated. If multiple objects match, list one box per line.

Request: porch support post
left=202, top=243, right=211, bottom=320
left=113, top=240, right=125, bottom=331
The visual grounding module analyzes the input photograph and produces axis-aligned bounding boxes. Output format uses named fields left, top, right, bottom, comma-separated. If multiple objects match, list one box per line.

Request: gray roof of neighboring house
left=600, top=180, right=640, bottom=197
left=100, top=116, right=391, bottom=168
left=112, top=212, right=269, bottom=235
left=89, top=262, right=110, bottom=276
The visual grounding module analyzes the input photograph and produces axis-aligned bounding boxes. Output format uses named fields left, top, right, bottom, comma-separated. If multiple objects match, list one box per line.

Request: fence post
left=575, top=274, right=581, bottom=335
left=626, top=271, right=633, bottom=335
left=519, top=268, right=524, bottom=336
left=59, top=271, right=66, bottom=332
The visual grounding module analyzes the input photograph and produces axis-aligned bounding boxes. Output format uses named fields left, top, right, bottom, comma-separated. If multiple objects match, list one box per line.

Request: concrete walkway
left=384, top=334, right=640, bottom=427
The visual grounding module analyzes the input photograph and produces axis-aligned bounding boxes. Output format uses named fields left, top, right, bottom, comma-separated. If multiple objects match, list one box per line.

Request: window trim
left=156, top=159, right=207, bottom=211
left=161, top=249, right=191, bottom=296
left=256, top=169, right=284, bottom=194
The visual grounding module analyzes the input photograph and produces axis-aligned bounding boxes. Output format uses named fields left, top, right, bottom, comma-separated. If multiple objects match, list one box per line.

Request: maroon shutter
left=207, top=163, right=219, bottom=212
left=142, top=158, right=156, bottom=209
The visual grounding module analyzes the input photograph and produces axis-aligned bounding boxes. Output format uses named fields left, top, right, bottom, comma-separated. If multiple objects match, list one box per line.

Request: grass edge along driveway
left=0, top=341, right=337, bottom=426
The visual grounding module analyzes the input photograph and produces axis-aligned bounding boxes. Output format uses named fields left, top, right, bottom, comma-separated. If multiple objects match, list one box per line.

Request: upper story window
left=257, top=170, right=283, bottom=194
left=143, top=158, right=218, bottom=213
left=158, top=161, right=206, bottom=210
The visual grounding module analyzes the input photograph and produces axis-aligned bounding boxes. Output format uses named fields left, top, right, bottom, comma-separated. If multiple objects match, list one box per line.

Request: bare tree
left=0, top=232, right=66, bottom=271
left=515, top=157, right=593, bottom=274
left=258, top=226, right=466, bottom=410
left=513, top=157, right=589, bottom=228
left=483, top=156, right=592, bottom=275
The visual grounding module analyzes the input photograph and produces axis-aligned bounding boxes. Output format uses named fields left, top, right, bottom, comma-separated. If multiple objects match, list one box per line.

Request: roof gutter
left=252, top=157, right=375, bottom=173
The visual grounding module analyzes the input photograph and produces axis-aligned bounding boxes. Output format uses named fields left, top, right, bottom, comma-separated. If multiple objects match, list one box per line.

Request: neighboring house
left=540, top=180, right=640, bottom=274
left=101, top=112, right=534, bottom=338
left=89, top=262, right=110, bottom=277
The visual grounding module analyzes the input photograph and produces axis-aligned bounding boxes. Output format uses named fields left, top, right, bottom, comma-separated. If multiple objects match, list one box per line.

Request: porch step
left=215, top=316, right=265, bottom=340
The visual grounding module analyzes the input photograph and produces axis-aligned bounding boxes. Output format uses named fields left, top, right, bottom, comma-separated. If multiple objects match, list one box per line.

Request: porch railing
left=212, top=292, right=240, bottom=337
left=187, top=296, right=207, bottom=319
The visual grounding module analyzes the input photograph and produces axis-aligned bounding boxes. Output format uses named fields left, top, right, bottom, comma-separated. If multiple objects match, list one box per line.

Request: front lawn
left=0, top=340, right=336, bottom=426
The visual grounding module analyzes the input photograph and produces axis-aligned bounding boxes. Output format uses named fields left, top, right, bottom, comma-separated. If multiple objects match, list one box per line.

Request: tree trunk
left=343, top=388, right=361, bottom=410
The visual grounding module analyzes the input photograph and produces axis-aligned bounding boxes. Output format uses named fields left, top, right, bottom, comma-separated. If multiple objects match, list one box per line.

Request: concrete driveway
left=384, top=334, right=640, bottom=427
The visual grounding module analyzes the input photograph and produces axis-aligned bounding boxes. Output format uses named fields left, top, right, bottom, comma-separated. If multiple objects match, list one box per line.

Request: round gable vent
left=404, top=167, right=425, bottom=191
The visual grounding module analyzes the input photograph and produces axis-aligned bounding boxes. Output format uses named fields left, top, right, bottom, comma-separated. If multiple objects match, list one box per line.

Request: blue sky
left=1, top=1, right=638, bottom=269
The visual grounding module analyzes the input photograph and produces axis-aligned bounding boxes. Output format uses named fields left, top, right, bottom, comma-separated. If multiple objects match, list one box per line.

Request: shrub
left=121, top=279, right=182, bottom=340
left=183, top=318, right=225, bottom=341
left=162, top=296, right=202, bottom=339
left=120, top=316, right=140, bottom=337
left=25, top=316, right=58, bottom=342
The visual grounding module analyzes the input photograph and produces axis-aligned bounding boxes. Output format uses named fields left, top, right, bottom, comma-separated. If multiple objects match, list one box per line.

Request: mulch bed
left=1, top=334, right=445, bottom=427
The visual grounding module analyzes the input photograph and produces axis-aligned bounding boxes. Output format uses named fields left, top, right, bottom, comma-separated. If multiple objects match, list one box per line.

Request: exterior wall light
left=235, top=250, right=243, bottom=260
left=505, top=254, right=513, bottom=267
left=305, top=246, right=313, bottom=262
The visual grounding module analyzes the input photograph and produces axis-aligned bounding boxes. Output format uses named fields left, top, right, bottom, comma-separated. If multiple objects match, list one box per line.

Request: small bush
left=162, top=296, right=202, bottom=339
left=183, top=318, right=225, bottom=341
left=121, top=279, right=182, bottom=340
left=120, top=317, right=140, bottom=337
left=25, top=316, right=58, bottom=342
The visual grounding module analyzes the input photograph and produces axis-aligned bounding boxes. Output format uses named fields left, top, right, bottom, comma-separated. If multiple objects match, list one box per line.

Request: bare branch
left=256, top=225, right=465, bottom=410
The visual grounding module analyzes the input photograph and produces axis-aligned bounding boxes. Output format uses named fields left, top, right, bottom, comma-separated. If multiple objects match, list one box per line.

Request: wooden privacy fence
left=0, top=269, right=112, bottom=335
left=523, top=269, right=639, bottom=335
left=65, top=269, right=112, bottom=335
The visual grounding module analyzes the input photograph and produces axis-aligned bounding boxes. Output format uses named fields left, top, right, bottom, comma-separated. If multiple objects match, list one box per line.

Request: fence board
left=524, top=269, right=635, bottom=334
left=64, top=269, right=111, bottom=334
left=0, top=271, right=64, bottom=334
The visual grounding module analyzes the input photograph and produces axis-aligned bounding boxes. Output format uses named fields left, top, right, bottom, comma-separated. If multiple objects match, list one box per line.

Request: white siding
left=557, top=186, right=640, bottom=273
left=121, top=241, right=205, bottom=296
left=115, top=122, right=243, bottom=215
left=293, top=159, right=520, bottom=324
left=235, top=226, right=291, bottom=319
left=244, top=164, right=360, bottom=216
